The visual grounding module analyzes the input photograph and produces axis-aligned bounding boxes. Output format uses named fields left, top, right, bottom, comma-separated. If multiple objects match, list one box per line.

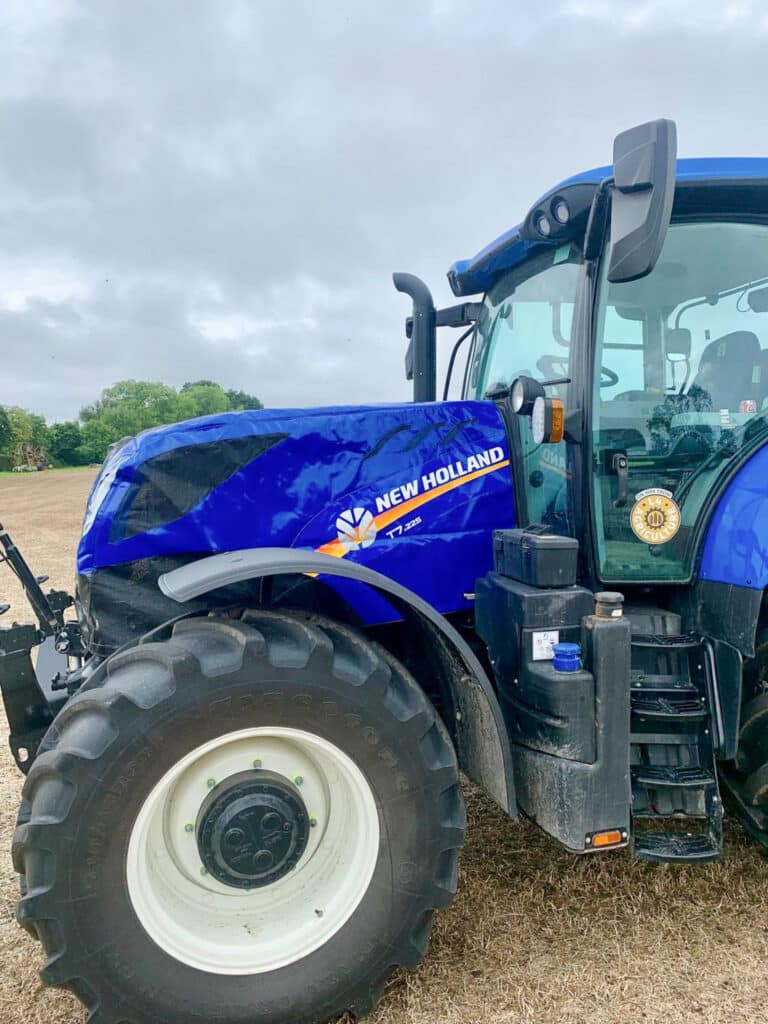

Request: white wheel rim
left=126, top=727, right=380, bottom=974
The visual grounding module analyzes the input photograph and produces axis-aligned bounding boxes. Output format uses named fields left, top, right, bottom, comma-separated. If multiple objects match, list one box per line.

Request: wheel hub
left=196, top=770, right=309, bottom=889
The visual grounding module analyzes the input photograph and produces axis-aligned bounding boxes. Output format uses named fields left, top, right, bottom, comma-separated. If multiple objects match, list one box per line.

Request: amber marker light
left=531, top=396, right=566, bottom=445
left=587, top=829, right=627, bottom=849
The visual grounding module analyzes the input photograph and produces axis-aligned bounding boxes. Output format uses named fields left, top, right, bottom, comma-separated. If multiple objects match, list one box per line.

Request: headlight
left=552, top=198, right=569, bottom=224
left=510, top=376, right=545, bottom=416
left=531, top=396, right=547, bottom=445
left=534, top=212, right=551, bottom=237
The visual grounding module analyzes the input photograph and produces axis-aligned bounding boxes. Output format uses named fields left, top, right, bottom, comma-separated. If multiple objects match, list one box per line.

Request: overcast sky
left=1, top=0, right=767, bottom=421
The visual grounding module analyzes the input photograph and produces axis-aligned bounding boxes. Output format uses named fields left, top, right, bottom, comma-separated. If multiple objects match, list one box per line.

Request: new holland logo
left=336, top=508, right=377, bottom=550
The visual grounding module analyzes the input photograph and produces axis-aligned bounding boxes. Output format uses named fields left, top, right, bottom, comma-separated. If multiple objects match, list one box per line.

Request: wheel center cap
left=196, top=770, right=309, bottom=889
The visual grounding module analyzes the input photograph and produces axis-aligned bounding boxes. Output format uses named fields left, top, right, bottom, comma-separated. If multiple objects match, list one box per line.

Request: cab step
left=631, top=692, right=708, bottom=721
left=627, top=606, right=723, bottom=863
left=632, top=765, right=715, bottom=789
left=632, top=823, right=722, bottom=863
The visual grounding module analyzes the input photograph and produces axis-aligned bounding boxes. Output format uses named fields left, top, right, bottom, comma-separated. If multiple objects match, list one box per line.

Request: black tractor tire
left=12, top=610, right=465, bottom=1024
left=727, top=627, right=768, bottom=848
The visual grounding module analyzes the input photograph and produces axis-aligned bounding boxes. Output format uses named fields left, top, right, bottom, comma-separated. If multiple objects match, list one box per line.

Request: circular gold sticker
left=630, top=488, right=681, bottom=545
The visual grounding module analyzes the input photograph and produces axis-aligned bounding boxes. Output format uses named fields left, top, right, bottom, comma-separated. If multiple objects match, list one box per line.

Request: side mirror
left=608, top=118, right=677, bottom=284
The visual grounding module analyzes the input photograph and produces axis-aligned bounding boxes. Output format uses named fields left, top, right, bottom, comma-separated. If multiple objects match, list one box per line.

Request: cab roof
left=448, top=157, right=768, bottom=297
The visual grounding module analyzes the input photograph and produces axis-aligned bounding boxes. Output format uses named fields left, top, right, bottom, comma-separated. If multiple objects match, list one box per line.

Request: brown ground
left=1, top=469, right=767, bottom=1024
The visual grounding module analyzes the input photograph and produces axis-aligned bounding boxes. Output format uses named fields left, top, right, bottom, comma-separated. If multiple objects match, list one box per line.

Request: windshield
left=467, top=246, right=581, bottom=400
left=466, top=245, right=581, bottom=532
left=593, top=220, right=768, bottom=581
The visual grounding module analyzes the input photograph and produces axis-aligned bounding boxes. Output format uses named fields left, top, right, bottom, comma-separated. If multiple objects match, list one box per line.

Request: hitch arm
left=0, top=520, right=63, bottom=635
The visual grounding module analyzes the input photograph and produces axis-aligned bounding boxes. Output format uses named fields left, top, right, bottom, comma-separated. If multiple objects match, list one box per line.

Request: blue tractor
left=4, top=119, right=768, bottom=1024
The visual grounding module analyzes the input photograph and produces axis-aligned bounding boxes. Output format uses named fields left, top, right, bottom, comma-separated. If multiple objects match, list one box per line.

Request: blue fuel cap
left=553, top=642, right=581, bottom=672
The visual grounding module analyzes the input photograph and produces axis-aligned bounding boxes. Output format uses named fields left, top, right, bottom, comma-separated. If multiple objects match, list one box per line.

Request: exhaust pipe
left=393, top=272, right=436, bottom=402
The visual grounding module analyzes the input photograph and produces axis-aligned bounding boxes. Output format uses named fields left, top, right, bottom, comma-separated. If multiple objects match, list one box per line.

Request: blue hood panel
left=78, top=401, right=515, bottom=623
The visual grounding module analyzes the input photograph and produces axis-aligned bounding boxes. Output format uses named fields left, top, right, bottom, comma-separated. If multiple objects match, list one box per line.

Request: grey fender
left=159, top=548, right=516, bottom=816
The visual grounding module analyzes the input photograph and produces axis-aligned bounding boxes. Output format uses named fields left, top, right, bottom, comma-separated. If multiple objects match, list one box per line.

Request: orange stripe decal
left=316, top=459, right=510, bottom=559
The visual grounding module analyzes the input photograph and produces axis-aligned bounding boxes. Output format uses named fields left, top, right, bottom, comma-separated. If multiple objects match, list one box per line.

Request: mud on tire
left=12, top=611, right=465, bottom=1024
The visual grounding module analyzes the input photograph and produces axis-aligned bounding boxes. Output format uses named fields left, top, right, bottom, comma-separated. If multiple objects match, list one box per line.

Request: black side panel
left=112, top=433, right=287, bottom=540
left=474, top=574, right=594, bottom=757
left=511, top=611, right=633, bottom=852
left=689, top=579, right=764, bottom=657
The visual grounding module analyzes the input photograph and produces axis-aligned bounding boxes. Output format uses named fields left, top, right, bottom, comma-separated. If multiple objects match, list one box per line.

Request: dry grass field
left=1, top=469, right=768, bottom=1024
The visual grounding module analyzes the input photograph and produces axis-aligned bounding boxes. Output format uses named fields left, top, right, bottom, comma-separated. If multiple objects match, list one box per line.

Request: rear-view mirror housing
left=607, top=118, right=677, bottom=284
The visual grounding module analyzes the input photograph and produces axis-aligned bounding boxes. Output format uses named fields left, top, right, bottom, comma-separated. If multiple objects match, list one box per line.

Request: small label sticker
left=553, top=244, right=571, bottom=265
left=532, top=630, right=559, bottom=661
left=740, top=399, right=757, bottom=414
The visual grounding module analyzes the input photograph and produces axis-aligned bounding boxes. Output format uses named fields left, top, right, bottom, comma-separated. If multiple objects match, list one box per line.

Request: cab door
left=591, top=220, right=768, bottom=584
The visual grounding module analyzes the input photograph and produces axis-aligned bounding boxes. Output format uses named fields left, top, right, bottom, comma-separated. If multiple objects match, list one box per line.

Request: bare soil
left=1, top=469, right=767, bottom=1024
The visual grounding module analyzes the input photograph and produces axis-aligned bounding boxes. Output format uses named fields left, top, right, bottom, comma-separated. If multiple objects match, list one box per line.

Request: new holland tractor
left=3, top=118, right=768, bottom=1024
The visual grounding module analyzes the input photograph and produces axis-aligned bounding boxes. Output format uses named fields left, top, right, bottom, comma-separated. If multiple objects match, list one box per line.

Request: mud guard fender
left=159, top=548, right=516, bottom=816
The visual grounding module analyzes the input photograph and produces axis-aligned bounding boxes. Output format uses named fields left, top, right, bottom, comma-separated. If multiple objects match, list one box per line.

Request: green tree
left=78, top=418, right=123, bottom=464
left=177, top=383, right=231, bottom=419
left=226, top=388, right=263, bottom=411
left=0, top=406, right=11, bottom=453
left=79, top=381, right=182, bottom=440
left=48, top=421, right=83, bottom=465
left=4, top=406, right=48, bottom=466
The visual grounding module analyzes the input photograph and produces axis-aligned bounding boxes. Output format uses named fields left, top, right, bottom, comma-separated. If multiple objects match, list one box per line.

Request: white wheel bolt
left=207, top=778, right=216, bottom=789
left=184, top=823, right=194, bottom=834
left=252, top=759, right=262, bottom=769
left=293, top=775, right=304, bottom=786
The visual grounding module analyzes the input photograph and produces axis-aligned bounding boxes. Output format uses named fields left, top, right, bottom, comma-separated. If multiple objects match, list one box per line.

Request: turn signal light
left=589, top=829, right=626, bottom=849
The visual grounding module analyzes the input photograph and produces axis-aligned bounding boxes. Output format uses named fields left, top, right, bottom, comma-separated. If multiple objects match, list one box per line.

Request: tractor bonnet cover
left=77, top=401, right=514, bottom=625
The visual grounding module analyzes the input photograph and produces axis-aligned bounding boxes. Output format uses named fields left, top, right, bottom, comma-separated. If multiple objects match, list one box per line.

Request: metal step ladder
left=627, top=610, right=723, bottom=863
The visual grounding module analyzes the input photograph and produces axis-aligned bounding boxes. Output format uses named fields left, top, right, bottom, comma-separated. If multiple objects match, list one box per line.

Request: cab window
left=467, top=246, right=581, bottom=532
left=593, top=220, right=768, bottom=581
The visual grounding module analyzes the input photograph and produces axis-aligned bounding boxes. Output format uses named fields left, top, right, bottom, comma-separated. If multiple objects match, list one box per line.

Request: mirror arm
left=583, top=176, right=614, bottom=262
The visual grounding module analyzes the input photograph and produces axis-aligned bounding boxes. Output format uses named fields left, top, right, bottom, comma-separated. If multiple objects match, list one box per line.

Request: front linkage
left=0, top=520, right=83, bottom=772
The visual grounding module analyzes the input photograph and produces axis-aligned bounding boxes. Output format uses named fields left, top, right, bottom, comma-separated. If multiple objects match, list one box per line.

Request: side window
left=468, top=250, right=582, bottom=534
left=471, top=252, right=579, bottom=399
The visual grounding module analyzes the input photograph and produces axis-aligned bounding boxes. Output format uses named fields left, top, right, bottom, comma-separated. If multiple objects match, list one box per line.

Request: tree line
left=0, top=380, right=263, bottom=471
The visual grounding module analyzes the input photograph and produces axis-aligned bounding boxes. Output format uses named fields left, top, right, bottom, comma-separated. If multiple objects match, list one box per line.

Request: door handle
left=612, top=453, right=629, bottom=508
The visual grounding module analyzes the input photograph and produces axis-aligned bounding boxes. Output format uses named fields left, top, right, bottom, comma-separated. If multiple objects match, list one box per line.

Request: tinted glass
left=593, top=221, right=768, bottom=581
left=467, top=246, right=581, bottom=532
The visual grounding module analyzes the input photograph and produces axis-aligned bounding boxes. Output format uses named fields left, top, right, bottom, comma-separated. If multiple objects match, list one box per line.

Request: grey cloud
left=0, top=0, right=767, bottom=418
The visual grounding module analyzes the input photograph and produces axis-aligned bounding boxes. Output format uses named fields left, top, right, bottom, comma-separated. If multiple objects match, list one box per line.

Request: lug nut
left=184, top=823, right=194, bottom=834
left=207, top=778, right=216, bottom=789
left=252, top=759, right=262, bottom=769
left=310, top=816, right=318, bottom=828
left=293, top=775, right=304, bottom=787
left=200, top=866, right=208, bottom=876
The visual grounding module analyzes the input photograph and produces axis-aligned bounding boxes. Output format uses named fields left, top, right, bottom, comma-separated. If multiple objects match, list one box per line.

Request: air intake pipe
left=393, top=272, right=436, bottom=402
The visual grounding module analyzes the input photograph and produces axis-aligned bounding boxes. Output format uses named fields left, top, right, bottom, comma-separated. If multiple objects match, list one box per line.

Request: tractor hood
left=77, top=400, right=514, bottom=625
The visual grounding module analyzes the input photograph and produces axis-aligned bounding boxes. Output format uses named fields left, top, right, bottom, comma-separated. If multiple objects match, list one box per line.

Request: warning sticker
left=532, top=630, right=560, bottom=661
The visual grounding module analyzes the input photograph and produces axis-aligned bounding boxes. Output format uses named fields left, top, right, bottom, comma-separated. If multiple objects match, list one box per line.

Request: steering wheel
left=668, top=427, right=713, bottom=457
left=600, top=366, right=619, bottom=388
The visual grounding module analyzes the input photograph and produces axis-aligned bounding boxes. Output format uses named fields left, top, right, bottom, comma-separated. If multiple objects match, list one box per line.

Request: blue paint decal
left=699, top=443, right=768, bottom=590
left=78, top=401, right=515, bottom=623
